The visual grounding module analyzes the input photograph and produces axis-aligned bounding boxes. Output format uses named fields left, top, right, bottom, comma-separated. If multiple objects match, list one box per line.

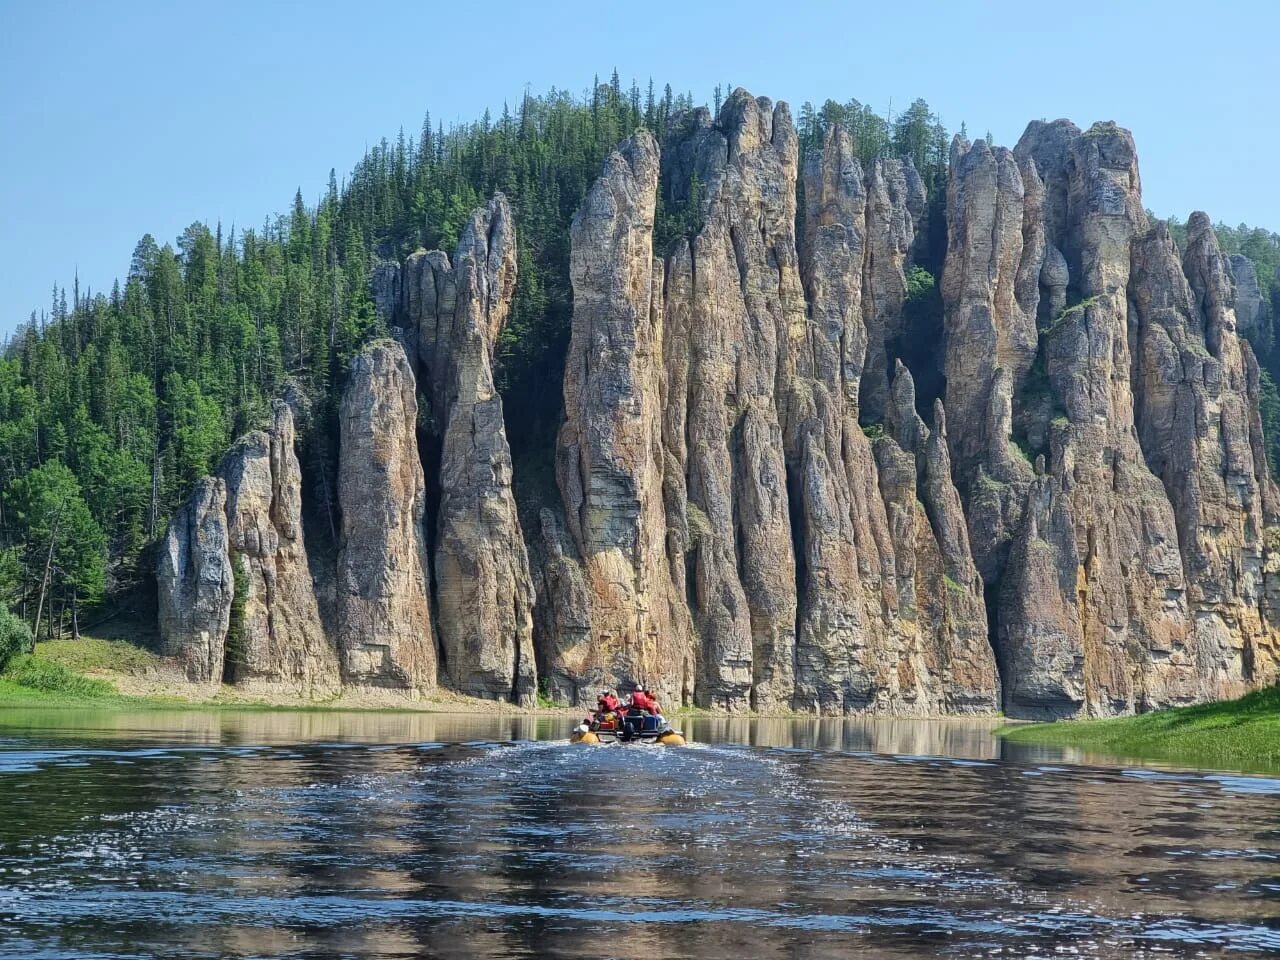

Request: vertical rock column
left=432, top=197, right=537, bottom=705
left=997, top=121, right=1190, bottom=716
left=1131, top=213, right=1280, bottom=697
left=221, top=402, right=340, bottom=694
left=336, top=340, right=437, bottom=690
left=941, top=135, right=1041, bottom=588
left=554, top=130, right=695, bottom=707
left=883, top=364, right=999, bottom=711
left=788, top=124, right=998, bottom=714
left=156, top=477, right=234, bottom=683
left=661, top=92, right=800, bottom=709
left=789, top=124, right=893, bottom=713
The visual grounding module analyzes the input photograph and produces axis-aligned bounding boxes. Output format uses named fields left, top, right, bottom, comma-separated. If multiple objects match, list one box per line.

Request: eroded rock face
left=157, top=91, right=1280, bottom=720
left=941, top=136, right=1040, bottom=587
left=883, top=365, right=999, bottom=712
left=983, top=122, right=1189, bottom=716
left=387, top=196, right=538, bottom=704
left=554, top=131, right=695, bottom=708
left=336, top=340, right=437, bottom=690
left=157, top=477, right=233, bottom=683
left=658, top=92, right=801, bottom=710
left=934, top=118, right=1280, bottom=717
left=783, top=126, right=998, bottom=714
left=996, top=467, right=1084, bottom=716
left=1229, top=254, right=1270, bottom=339
left=371, top=260, right=402, bottom=328
left=1131, top=214, right=1280, bottom=699
left=220, top=402, right=340, bottom=694
left=638, top=94, right=996, bottom=714
left=431, top=197, right=536, bottom=705
left=860, top=157, right=924, bottom=424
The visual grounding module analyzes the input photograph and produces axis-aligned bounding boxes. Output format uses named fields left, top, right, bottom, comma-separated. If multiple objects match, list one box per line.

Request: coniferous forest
left=2, top=74, right=1278, bottom=644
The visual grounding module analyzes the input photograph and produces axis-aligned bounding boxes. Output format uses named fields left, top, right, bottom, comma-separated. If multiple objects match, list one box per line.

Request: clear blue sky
left=2, top=0, right=1276, bottom=336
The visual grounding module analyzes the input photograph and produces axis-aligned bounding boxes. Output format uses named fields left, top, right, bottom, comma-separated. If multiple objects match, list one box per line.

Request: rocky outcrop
left=987, top=122, right=1193, bottom=716
left=157, top=405, right=340, bottom=692
left=1229, top=253, right=1270, bottom=339
left=335, top=340, right=437, bottom=690
left=154, top=89, right=1280, bottom=720
left=941, top=135, right=1041, bottom=587
left=157, top=477, right=234, bottom=683
left=880, top=364, right=999, bottom=711
left=1131, top=213, right=1280, bottom=698
left=429, top=198, right=536, bottom=704
left=401, top=248, right=455, bottom=425
left=782, top=124, right=998, bottom=714
left=540, top=91, right=997, bottom=715
left=655, top=93, right=802, bottom=710
left=220, top=402, right=339, bottom=694
left=553, top=130, right=695, bottom=708
left=933, top=117, right=1280, bottom=717
left=390, top=196, right=536, bottom=704
left=996, top=464, right=1084, bottom=716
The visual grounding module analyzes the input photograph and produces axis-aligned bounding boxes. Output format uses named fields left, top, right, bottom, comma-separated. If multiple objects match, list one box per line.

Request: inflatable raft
left=570, top=709, right=686, bottom=746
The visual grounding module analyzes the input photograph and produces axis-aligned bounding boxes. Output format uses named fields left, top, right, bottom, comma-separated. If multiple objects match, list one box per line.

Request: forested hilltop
left=3, top=76, right=1279, bottom=719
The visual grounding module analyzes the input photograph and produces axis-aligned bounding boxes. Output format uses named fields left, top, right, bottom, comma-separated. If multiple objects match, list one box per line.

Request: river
left=0, top=709, right=1275, bottom=958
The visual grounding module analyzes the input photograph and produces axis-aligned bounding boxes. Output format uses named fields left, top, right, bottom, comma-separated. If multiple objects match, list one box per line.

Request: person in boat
left=597, top=690, right=621, bottom=715
left=631, top=687, right=660, bottom=715
left=619, top=686, right=661, bottom=738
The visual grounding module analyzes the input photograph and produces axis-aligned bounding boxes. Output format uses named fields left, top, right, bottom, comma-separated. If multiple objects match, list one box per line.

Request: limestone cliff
left=335, top=340, right=437, bottom=690
left=429, top=198, right=537, bottom=705
left=221, top=402, right=339, bottom=694
left=938, top=119, right=1280, bottom=717
left=156, top=88, right=1280, bottom=719
left=158, top=403, right=340, bottom=693
left=383, top=196, right=537, bottom=704
left=1131, top=213, right=1280, bottom=698
left=157, top=477, right=233, bottom=683
left=538, top=92, right=998, bottom=714
left=551, top=130, right=695, bottom=708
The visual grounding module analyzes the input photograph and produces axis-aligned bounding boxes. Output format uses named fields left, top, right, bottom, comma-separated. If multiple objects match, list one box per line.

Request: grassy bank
left=0, top=637, right=579, bottom=715
left=999, top=686, right=1280, bottom=773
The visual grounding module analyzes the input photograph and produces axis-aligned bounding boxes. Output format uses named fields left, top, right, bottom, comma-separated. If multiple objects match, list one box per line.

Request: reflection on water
left=0, top=709, right=1277, bottom=959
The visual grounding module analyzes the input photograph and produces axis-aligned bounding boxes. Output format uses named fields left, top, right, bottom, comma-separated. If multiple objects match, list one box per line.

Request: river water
left=0, top=710, right=1276, bottom=958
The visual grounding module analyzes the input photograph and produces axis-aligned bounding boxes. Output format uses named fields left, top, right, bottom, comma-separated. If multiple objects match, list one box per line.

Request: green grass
left=36, top=637, right=160, bottom=675
left=2, top=654, right=116, bottom=699
left=0, top=645, right=571, bottom=715
left=999, top=685, right=1280, bottom=773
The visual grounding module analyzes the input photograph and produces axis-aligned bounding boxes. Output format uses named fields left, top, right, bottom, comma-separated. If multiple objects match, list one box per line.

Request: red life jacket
left=631, top=690, right=659, bottom=714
